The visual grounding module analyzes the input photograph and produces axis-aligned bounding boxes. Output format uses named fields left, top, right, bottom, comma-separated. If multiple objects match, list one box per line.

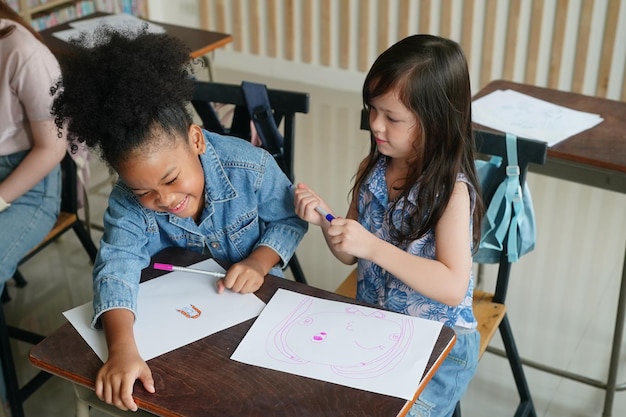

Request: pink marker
left=153, top=263, right=225, bottom=278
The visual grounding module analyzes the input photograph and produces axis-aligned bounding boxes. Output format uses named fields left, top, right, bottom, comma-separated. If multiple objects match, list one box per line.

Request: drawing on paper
left=266, top=297, right=414, bottom=379
left=176, top=304, right=201, bottom=319
left=500, top=101, right=564, bottom=130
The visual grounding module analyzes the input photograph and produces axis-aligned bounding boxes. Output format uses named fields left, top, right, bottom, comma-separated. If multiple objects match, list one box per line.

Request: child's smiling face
left=116, top=124, right=207, bottom=222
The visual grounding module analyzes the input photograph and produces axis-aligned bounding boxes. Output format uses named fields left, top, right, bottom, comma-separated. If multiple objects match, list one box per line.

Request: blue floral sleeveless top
left=356, top=157, right=477, bottom=330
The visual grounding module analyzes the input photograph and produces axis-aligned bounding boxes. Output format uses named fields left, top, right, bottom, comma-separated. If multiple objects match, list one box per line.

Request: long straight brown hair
left=354, top=34, right=484, bottom=249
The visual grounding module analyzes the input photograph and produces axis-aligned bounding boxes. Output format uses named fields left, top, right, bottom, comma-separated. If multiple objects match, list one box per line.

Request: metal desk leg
left=200, top=54, right=213, bottom=81
left=603, top=244, right=626, bottom=417
left=73, top=384, right=156, bottom=416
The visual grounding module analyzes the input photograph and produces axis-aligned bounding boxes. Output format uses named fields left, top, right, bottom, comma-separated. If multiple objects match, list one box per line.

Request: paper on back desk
left=52, top=13, right=165, bottom=43
left=63, top=259, right=266, bottom=362
left=472, top=89, right=603, bottom=147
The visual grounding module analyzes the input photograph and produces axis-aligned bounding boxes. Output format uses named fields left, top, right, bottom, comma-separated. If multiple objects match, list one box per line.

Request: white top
left=0, top=19, right=61, bottom=155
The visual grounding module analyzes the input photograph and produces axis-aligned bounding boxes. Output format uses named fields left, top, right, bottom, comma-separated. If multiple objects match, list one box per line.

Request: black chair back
left=192, top=81, right=310, bottom=182
left=191, top=81, right=310, bottom=284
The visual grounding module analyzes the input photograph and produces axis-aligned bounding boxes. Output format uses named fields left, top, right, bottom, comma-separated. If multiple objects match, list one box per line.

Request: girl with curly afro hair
left=51, top=27, right=307, bottom=412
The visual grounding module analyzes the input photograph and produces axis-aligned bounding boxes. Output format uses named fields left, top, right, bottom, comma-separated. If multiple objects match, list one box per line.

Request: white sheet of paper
left=52, top=13, right=165, bottom=44
left=472, top=89, right=603, bottom=147
left=231, top=289, right=445, bottom=400
left=63, top=259, right=266, bottom=362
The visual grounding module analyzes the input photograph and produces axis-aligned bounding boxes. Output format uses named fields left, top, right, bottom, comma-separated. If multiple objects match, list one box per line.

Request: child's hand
left=95, top=348, right=155, bottom=411
left=217, top=258, right=265, bottom=294
left=327, top=218, right=378, bottom=260
left=293, top=183, right=334, bottom=226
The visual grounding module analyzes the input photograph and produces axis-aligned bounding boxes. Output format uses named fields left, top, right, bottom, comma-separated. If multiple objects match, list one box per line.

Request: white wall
left=147, top=0, right=365, bottom=92
left=147, top=0, right=626, bottom=99
left=147, top=0, right=201, bottom=28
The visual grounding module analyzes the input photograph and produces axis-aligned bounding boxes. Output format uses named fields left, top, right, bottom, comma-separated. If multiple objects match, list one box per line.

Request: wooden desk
left=38, top=12, right=233, bottom=59
left=474, top=80, right=626, bottom=194
left=30, top=248, right=456, bottom=417
left=473, top=80, right=626, bottom=417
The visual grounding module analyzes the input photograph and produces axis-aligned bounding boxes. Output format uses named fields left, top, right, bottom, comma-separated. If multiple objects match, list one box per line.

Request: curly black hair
left=51, top=26, right=195, bottom=168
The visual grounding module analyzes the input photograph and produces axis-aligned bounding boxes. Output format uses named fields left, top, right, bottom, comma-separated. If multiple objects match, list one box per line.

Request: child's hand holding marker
left=293, top=182, right=371, bottom=263
left=292, top=183, right=336, bottom=226
left=314, top=206, right=335, bottom=222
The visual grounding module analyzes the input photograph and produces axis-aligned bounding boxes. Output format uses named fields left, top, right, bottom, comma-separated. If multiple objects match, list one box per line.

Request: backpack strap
left=505, top=132, right=523, bottom=262
left=479, top=156, right=511, bottom=253
left=241, top=81, right=285, bottom=163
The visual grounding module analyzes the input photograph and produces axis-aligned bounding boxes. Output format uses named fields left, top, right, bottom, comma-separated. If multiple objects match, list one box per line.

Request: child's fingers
left=326, top=218, right=348, bottom=235
left=216, top=278, right=226, bottom=294
left=139, top=368, right=156, bottom=394
left=236, top=275, right=263, bottom=293
left=119, top=376, right=138, bottom=411
left=221, top=273, right=251, bottom=293
left=296, top=182, right=310, bottom=190
left=95, top=371, right=117, bottom=407
left=219, top=267, right=263, bottom=294
left=94, top=374, right=104, bottom=400
left=228, top=274, right=249, bottom=293
left=295, top=192, right=330, bottom=225
left=295, top=183, right=322, bottom=203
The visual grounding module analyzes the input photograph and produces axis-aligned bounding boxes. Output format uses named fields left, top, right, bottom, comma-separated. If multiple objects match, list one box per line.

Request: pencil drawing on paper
left=176, top=304, right=202, bottom=319
left=502, top=101, right=564, bottom=130
left=266, top=297, right=414, bottom=379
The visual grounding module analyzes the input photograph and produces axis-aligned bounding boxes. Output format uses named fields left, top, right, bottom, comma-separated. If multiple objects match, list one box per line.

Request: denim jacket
left=91, top=130, right=308, bottom=328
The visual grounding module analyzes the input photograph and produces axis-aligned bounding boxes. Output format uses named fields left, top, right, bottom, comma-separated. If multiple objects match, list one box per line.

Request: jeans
left=0, top=150, right=61, bottom=403
left=408, top=329, right=480, bottom=417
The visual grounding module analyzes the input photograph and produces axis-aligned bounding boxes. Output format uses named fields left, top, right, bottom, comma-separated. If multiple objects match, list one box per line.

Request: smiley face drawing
left=267, top=298, right=414, bottom=379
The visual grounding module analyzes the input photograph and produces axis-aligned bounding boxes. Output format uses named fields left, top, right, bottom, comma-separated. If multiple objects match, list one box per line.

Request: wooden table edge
left=396, top=327, right=457, bottom=417
left=28, top=248, right=458, bottom=416
left=189, top=35, right=233, bottom=58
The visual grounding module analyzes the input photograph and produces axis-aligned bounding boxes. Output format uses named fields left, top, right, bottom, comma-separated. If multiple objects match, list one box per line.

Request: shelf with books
left=8, top=0, right=148, bottom=31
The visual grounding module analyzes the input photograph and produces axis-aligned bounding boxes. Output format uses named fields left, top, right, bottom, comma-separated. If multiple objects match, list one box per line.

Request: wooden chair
left=191, top=80, right=310, bottom=284
left=453, top=130, right=547, bottom=417
left=1, top=152, right=98, bottom=417
left=334, top=116, right=547, bottom=417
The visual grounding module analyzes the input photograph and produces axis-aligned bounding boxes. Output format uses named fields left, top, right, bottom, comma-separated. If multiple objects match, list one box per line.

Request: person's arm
left=90, top=186, right=156, bottom=410
left=0, top=119, right=66, bottom=202
left=326, top=181, right=473, bottom=306
left=95, top=309, right=155, bottom=412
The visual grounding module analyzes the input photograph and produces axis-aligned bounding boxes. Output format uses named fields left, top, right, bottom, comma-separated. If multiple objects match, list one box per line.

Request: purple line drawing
left=266, top=297, right=414, bottom=379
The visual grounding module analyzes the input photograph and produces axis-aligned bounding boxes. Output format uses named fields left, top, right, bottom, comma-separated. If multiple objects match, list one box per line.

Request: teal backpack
left=474, top=133, right=537, bottom=263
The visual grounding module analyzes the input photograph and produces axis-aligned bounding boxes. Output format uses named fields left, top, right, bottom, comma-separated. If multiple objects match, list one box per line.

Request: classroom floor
left=3, top=67, right=626, bottom=417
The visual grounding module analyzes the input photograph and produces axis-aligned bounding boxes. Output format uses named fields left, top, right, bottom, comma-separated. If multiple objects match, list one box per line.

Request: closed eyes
left=132, top=175, right=179, bottom=197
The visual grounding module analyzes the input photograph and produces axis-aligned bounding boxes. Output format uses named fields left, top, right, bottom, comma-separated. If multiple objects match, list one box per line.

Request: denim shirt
left=91, top=130, right=308, bottom=328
